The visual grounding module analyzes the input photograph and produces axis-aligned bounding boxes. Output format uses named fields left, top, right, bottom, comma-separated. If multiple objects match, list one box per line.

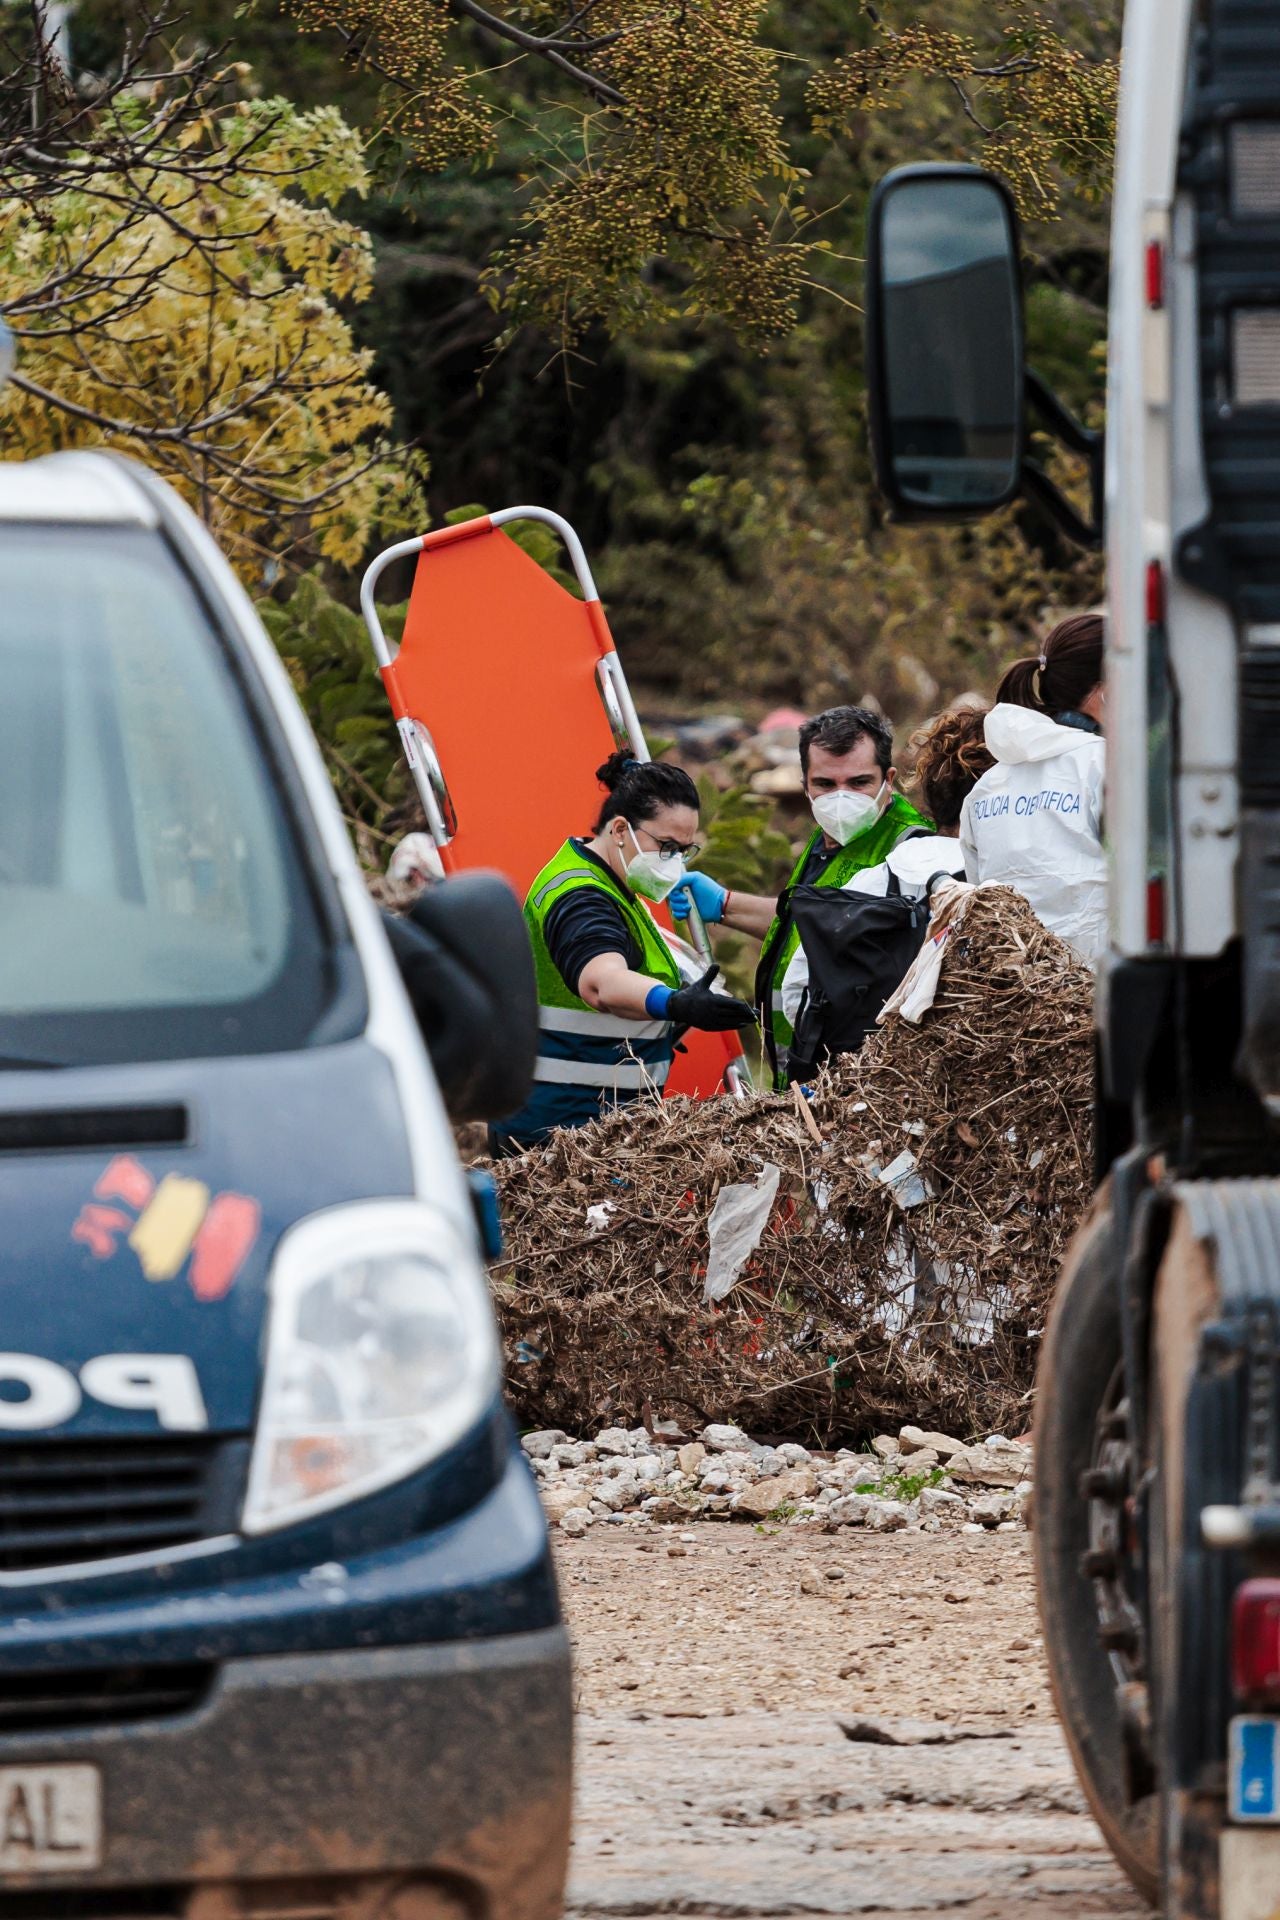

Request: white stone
left=898, top=1425, right=967, bottom=1459
left=919, top=1485, right=965, bottom=1515
left=592, top=1477, right=637, bottom=1512
left=540, top=1483, right=587, bottom=1522
left=967, top=1492, right=1014, bottom=1526
left=553, top=1442, right=596, bottom=1468
left=521, top=1429, right=567, bottom=1459
left=866, top=1498, right=909, bottom=1533
left=702, top=1423, right=752, bottom=1453
left=594, top=1426, right=634, bottom=1457
left=716, top=1449, right=759, bottom=1483
left=699, top=1466, right=736, bottom=1494
left=775, top=1442, right=812, bottom=1466
left=826, top=1494, right=870, bottom=1527
left=729, top=1468, right=817, bottom=1519
left=947, top=1445, right=1031, bottom=1489
left=559, top=1507, right=592, bottom=1536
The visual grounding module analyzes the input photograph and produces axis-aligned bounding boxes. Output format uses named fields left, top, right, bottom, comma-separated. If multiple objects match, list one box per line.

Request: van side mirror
left=866, top=164, right=1025, bottom=518
left=382, top=872, right=537, bottom=1125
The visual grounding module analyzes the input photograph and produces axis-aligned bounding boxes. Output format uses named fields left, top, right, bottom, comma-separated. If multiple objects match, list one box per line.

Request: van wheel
left=1033, top=1204, right=1161, bottom=1906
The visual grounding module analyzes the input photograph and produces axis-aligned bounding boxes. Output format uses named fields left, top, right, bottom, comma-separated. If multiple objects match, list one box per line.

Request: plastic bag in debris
left=878, top=878, right=976, bottom=1026
left=877, top=1149, right=932, bottom=1210
left=387, top=831, right=445, bottom=891
left=704, top=1163, right=781, bottom=1303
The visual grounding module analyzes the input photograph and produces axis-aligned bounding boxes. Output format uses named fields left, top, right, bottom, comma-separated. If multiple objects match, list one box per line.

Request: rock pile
left=524, top=1419, right=1032, bottom=1539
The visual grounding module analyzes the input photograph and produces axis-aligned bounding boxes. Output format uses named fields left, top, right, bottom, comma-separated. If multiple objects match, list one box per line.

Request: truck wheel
left=1034, top=1203, right=1160, bottom=1906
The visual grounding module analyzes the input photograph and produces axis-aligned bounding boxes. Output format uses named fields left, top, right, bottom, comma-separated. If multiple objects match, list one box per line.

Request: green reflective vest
left=754, top=793, right=931, bottom=1088
left=521, top=838, right=683, bottom=1117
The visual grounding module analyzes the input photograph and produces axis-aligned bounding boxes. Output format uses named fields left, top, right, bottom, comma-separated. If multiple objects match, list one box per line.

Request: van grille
left=0, top=1437, right=248, bottom=1573
left=0, top=1894, right=183, bottom=1919
left=0, top=1662, right=214, bottom=1734
left=0, top=1884, right=375, bottom=1919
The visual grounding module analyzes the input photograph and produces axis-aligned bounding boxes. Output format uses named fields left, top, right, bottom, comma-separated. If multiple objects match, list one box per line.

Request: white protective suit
left=959, top=704, right=1106, bottom=961
left=779, top=832, right=966, bottom=1028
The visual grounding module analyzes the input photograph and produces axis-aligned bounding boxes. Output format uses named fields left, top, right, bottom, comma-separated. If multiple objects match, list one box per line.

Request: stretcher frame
left=360, top=506, right=751, bottom=1098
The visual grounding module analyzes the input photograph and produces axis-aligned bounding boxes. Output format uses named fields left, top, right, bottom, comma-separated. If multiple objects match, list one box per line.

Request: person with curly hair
left=779, top=705, right=994, bottom=1034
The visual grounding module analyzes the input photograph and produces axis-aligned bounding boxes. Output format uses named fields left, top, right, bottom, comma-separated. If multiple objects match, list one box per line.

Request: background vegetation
left=4, top=0, right=1116, bottom=873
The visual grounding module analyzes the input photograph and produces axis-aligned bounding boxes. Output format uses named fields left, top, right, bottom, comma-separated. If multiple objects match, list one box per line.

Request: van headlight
left=242, top=1200, right=500, bottom=1535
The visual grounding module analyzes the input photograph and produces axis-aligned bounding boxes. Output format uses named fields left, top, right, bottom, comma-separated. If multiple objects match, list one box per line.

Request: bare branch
left=446, top=0, right=626, bottom=105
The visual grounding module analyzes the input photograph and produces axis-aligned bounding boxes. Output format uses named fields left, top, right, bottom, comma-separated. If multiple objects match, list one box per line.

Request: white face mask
left=622, top=822, right=685, bottom=903
left=810, top=783, right=887, bottom=847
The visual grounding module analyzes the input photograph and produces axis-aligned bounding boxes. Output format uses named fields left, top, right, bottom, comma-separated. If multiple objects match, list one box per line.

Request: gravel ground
left=557, top=1524, right=1148, bottom=1918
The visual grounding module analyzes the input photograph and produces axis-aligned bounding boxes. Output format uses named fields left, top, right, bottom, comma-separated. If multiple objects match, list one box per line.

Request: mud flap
left=1156, top=1182, right=1280, bottom=1918
left=1222, top=1827, right=1280, bottom=1920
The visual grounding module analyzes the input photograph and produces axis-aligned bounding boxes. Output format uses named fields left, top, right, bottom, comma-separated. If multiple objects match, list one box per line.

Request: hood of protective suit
left=962, top=705, right=1107, bottom=963
left=984, top=703, right=1098, bottom=766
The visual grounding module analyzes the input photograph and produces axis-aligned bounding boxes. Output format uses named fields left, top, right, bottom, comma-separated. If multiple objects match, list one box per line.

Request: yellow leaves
left=0, top=86, right=421, bottom=578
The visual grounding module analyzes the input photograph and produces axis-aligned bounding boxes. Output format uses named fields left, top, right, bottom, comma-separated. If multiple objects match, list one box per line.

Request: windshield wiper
left=0, top=1054, right=67, bottom=1070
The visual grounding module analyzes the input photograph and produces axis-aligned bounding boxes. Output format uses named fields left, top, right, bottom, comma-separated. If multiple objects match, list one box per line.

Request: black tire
left=1033, top=1203, right=1161, bottom=1906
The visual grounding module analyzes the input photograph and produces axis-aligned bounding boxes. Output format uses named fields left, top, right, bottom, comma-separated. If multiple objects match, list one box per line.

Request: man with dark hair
left=799, top=705, right=896, bottom=780
left=760, top=707, right=929, bottom=1083
left=671, top=705, right=930, bottom=1086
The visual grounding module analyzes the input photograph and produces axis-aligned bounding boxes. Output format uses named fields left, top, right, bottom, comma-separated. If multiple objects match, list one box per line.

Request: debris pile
left=525, top=1419, right=1033, bottom=1537
left=492, top=885, right=1091, bottom=1448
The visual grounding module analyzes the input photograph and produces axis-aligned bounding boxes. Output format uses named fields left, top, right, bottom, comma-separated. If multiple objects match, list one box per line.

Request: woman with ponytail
left=960, top=613, right=1108, bottom=960
left=489, top=750, right=755, bottom=1153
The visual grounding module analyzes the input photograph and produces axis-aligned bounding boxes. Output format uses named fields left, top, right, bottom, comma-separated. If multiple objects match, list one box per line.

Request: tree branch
left=447, top=0, right=626, bottom=105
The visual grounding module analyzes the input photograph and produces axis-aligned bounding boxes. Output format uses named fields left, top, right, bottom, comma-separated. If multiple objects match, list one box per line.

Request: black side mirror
left=382, top=871, right=537, bottom=1125
left=867, top=164, right=1025, bottom=519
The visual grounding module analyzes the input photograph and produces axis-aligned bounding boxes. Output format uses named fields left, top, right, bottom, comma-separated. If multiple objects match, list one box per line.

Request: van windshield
left=0, top=523, right=337, bottom=1066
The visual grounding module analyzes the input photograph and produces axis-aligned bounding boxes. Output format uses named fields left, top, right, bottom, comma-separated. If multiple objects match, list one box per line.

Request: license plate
left=1231, top=1716, right=1280, bottom=1823
left=0, top=1765, right=101, bottom=1873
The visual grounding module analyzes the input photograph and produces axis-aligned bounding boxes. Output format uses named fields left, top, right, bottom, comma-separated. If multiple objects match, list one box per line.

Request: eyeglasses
left=633, top=824, right=702, bottom=861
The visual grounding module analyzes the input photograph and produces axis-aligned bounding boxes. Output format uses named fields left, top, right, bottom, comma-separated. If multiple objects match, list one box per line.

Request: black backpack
left=786, top=854, right=963, bottom=1082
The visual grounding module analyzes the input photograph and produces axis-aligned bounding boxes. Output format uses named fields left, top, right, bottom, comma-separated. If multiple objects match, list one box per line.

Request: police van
left=0, top=447, right=570, bottom=1920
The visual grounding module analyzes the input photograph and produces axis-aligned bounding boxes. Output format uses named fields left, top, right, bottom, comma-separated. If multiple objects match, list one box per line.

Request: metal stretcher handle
left=360, top=510, right=749, bottom=1096
left=359, top=533, right=457, bottom=851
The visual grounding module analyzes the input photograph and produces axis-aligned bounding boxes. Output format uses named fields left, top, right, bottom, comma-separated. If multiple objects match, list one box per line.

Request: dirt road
left=557, top=1523, right=1147, bottom=1918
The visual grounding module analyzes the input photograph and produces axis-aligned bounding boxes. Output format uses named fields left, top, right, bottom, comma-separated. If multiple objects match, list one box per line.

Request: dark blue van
left=0, top=452, right=570, bottom=1920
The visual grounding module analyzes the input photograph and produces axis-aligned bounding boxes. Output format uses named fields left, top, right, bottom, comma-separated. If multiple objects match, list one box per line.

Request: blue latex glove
left=669, top=869, right=728, bottom=925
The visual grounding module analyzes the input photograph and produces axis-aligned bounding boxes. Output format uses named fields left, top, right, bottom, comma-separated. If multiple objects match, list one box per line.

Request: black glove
left=667, top=965, right=757, bottom=1034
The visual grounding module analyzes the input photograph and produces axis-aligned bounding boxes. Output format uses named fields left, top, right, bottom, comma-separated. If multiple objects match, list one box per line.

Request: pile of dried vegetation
left=491, top=885, right=1093, bottom=1448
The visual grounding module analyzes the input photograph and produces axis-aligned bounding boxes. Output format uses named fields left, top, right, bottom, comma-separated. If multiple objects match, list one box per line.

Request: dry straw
left=491, top=886, right=1093, bottom=1447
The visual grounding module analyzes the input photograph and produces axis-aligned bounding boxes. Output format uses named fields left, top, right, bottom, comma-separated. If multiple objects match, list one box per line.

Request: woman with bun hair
left=490, top=750, right=755, bottom=1153
left=960, top=612, right=1107, bottom=960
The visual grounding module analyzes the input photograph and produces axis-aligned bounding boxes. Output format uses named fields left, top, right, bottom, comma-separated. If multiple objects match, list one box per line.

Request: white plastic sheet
left=878, top=878, right=977, bottom=1026
left=703, top=1163, right=781, bottom=1303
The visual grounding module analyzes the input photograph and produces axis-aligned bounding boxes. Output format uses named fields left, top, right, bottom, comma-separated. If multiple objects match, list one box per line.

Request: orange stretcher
left=360, top=506, right=749, bottom=1098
